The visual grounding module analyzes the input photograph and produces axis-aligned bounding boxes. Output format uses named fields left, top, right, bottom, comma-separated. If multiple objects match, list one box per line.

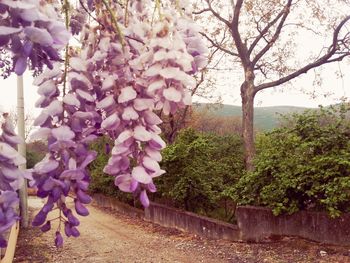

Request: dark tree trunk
left=241, top=73, right=256, bottom=171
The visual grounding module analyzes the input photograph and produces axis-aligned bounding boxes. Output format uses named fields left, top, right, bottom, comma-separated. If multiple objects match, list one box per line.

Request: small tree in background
left=195, top=0, right=350, bottom=170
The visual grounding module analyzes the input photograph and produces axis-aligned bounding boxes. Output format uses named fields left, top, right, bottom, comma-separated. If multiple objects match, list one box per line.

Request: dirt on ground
left=13, top=197, right=350, bottom=263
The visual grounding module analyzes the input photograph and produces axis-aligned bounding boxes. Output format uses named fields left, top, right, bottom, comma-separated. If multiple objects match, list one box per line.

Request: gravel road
left=14, top=197, right=350, bottom=263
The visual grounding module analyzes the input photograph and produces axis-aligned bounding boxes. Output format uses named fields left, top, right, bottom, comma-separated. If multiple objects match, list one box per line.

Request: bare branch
left=200, top=32, right=239, bottom=57
left=255, top=15, right=350, bottom=93
left=205, top=0, right=231, bottom=27
left=252, top=0, right=293, bottom=65
left=192, top=8, right=211, bottom=15
left=248, top=6, right=287, bottom=56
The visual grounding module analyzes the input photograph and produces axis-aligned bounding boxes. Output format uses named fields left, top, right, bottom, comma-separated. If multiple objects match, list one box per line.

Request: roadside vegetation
left=82, top=103, right=350, bottom=221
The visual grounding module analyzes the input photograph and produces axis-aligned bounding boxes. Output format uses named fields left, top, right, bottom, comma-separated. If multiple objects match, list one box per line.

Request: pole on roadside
left=17, top=75, right=28, bottom=228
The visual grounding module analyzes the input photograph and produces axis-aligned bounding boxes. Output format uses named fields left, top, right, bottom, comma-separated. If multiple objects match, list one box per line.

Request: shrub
left=230, top=104, right=350, bottom=217
left=155, top=128, right=244, bottom=221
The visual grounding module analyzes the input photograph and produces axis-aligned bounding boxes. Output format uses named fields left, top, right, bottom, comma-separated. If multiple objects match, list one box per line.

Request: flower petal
left=163, top=87, right=181, bottom=102
left=63, top=93, right=80, bottom=107
left=140, top=190, right=150, bottom=207
left=101, top=113, right=120, bottom=130
left=122, top=107, right=139, bottom=121
left=51, top=126, right=75, bottom=141
left=131, top=166, right=152, bottom=184
left=133, top=126, right=152, bottom=142
left=133, top=98, right=154, bottom=111
left=24, top=27, right=53, bottom=46
left=118, top=86, right=137, bottom=103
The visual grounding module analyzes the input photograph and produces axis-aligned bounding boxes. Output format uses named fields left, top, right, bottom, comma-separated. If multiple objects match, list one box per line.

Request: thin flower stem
left=101, top=0, right=126, bottom=48
left=58, top=210, right=62, bottom=231
left=124, top=0, right=129, bottom=27
left=62, top=0, right=70, bottom=96
left=152, top=0, right=162, bottom=25
left=156, top=0, right=163, bottom=19
left=78, top=0, right=105, bottom=28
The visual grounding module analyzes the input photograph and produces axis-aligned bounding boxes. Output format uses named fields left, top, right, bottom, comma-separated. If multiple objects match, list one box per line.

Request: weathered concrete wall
left=236, top=206, right=350, bottom=245
left=93, top=194, right=239, bottom=241
left=145, top=202, right=240, bottom=241
left=92, top=194, right=143, bottom=218
left=91, top=194, right=350, bottom=245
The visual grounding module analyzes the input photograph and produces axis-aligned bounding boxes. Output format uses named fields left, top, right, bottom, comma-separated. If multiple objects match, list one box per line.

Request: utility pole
left=17, top=75, right=28, bottom=228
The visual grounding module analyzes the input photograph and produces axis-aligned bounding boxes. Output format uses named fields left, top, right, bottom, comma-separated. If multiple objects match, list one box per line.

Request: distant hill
left=194, top=103, right=311, bottom=131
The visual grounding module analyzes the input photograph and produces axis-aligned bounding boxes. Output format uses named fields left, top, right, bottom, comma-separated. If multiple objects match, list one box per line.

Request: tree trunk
left=241, top=80, right=256, bottom=172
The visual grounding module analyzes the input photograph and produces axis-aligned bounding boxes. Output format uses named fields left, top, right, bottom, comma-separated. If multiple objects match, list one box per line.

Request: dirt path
left=14, top=197, right=350, bottom=263
left=14, top=197, right=227, bottom=263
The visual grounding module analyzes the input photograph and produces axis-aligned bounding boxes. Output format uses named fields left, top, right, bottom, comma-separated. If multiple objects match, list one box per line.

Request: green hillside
left=194, top=103, right=311, bottom=131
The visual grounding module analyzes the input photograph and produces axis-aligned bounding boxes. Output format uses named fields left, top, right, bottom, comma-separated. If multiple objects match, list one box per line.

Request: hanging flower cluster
left=0, top=0, right=207, bottom=247
left=0, top=113, right=31, bottom=247
left=0, top=0, right=70, bottom=247
left=78, top=0, right=208, bottom=207
left=0, top=0, right=70, bottom=75
left=30, top=62, right=98, bottom=246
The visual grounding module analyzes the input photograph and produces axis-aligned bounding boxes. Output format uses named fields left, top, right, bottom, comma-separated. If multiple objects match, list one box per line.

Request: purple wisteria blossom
left=28, top=0, right=207, bottom=247
left=30, top=60, right=99, bottom=246
left=0, top=0, right=69, bottom=75
left=0, top=113, right=31, bottom=247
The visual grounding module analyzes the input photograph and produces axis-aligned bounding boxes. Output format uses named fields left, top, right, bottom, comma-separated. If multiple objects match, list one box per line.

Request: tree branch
left=255, top=15, right=350, bottom=93
left=252, top=0, right=293, bottom=65
left=230, top=0, right=250, bottom=67
left=200, top=32, right=238, bottom=57
left=192, top=8, right=211, bottom=15
left=248, top=6, right=286, bottom=56
left=205, top=0, right=231, bottom=27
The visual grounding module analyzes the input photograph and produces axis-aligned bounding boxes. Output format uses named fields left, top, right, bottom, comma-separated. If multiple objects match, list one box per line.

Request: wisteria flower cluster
left=0, top=0, right=70, bottom=75
left=30, top=62, right=98, bottom=246
left=0, top=113, right=31, bottom=247
left=0, top=0, right=207, bottom=247
left=75, top=0, right=208, bottom=207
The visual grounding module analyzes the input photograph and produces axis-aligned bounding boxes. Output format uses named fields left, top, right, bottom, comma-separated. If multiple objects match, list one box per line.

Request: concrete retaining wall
left=92, top=194, right=144, bottom=218
left=92, top=194, right=239, bottom=241
left=236, top=206, right=350, bottom=245
left=91, top=194, right=350, bottom=245
left=145, top=202, right=240, bottom=241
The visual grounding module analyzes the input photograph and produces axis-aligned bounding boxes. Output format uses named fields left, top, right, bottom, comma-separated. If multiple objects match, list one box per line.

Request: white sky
left=1, top=1, right=349, bottom=113
left=0, top=59, right=349, bottom=117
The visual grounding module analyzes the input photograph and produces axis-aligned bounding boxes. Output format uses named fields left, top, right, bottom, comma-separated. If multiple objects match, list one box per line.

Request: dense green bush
left=154, top=128, right=244, bottom=221
left=230, top=104, right=350, bottom=217
left=87, top=129, right=244, bottom=221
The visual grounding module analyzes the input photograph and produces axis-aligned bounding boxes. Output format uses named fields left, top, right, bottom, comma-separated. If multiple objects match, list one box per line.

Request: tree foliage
left=155, top=128, right=244, bottom=220
left=230, top=104, right=350, bottom=217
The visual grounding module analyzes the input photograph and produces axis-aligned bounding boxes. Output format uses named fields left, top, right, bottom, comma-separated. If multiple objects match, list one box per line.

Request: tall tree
left=196, top=0, right=350, bottom=170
